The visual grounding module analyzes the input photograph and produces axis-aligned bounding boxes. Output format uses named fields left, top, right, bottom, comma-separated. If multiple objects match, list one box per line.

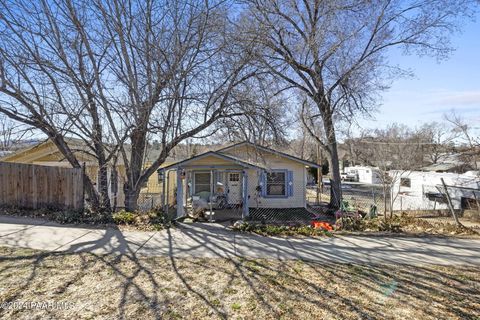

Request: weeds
left=232, top=222, right=333, bottom=237
left=335, top=213, right=478, bottom=235
left=0, top=207, right=172, bottom=231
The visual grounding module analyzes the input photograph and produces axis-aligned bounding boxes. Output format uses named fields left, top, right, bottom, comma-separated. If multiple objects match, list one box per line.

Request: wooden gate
left=0, top=162, right=84, bottom=210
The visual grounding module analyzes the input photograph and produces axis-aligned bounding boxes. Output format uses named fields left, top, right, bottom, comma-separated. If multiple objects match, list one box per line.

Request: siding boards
left=0, top=162, right=83, bottom=210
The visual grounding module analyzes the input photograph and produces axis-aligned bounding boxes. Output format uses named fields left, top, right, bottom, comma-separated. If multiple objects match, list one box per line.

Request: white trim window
left=266, top=171, right=286, bottom=196
left=194, top=172, right=211, bottom=194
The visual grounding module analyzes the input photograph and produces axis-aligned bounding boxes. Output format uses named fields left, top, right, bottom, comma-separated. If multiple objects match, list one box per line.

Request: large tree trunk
left=123, top=127, right=148, bottom=212
left=328, top=145, right=342, bottom=209
left=124, top=186, right=141, bottom=212
left=97, top=165, right=111, bottom=211
left=88, top=94, right=112, bottom=212
left=323, top=113, right=342, bottom=209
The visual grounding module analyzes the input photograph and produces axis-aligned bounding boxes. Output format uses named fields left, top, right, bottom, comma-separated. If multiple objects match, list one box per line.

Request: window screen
left=195, top=172, right=211, bottom=193
left=266, top=171, right=286, bottom=196
left=400, top=178, right=411, bottom=188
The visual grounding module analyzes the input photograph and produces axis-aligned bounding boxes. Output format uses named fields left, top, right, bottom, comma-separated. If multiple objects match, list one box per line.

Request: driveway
left=0, top=215, right=479, bottom=265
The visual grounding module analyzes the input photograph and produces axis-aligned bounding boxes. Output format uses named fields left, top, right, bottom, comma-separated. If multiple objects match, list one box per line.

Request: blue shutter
left=260, top=170, right=267, bottom=197
left=287, top=170, right=294, bottom=197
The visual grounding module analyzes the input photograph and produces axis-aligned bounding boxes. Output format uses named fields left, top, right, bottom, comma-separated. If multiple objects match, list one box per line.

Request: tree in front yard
left=0, top=0, right=263, bottom=212
left=242, top=0, right=477, bottom=208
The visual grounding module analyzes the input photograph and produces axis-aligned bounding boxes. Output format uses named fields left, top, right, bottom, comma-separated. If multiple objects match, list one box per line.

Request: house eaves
left=159, top=151, right=267, bottom=171
left=216, top=141, right=320, bottom=168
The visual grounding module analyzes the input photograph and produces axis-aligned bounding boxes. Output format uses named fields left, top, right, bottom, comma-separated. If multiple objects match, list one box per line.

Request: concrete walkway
left=1, top=215, right=479, bottom=265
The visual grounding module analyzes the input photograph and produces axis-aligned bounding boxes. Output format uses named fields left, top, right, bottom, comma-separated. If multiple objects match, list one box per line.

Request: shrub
left=112, top=210, right=172, bottom=230
left=232, top=222, right=332, bottom=237
left=0, top=206, right=114, bottom=225
left=335, top=216, right=364, bottom=231
left=112, top=210, right=136, bottom=225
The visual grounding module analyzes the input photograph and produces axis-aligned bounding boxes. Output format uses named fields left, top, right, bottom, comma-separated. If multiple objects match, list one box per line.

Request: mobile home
left=389, top=171, right=480, bottom=211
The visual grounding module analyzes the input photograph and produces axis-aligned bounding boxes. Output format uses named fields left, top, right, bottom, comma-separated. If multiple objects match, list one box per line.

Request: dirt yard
left=0, top=247, right=478, bottom=319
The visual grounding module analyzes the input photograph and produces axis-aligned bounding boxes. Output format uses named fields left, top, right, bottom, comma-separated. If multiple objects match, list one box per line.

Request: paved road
left=0, top=215, right=479, bottom=265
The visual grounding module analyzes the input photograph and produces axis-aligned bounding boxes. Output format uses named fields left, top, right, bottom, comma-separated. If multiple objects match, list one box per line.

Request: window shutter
left=260, top=170, right=267, bottom=197
left=287, top=170, right=294, bottom=197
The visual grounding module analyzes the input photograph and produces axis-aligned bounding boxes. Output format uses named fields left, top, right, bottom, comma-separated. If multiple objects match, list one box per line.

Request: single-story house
left=389, top=170, right=480, bottom=211
left=160, top=141, right=320, bottom=219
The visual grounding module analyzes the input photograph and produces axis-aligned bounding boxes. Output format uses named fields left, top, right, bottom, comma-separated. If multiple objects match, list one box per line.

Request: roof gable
left=160, top=151, right=266, bottom=170
left=1, top=138, right=93, bottom=164
left=217, top=141, right=320, bottom=168
left=1, top=140, right=57, bottom=163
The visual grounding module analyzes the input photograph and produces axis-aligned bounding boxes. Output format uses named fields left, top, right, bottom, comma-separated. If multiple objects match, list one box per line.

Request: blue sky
left=358, top=12, right=480, bottom=131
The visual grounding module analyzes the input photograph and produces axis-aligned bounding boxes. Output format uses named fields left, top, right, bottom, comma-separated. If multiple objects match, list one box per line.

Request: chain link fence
left=305, top=181, right=480, bottom=219
left=137, top=193, right=164, bottom=213
left=135, top=168, right=327, bottom=224
left=306, top=184, right=389, bottom=214
left=392, top=184, right=480, bottom=218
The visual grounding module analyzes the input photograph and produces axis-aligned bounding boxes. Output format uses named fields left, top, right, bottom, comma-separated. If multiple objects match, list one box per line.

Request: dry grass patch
left=336, top=213, right=480, bottom=237
left=0, top=247, right=478, bottom=319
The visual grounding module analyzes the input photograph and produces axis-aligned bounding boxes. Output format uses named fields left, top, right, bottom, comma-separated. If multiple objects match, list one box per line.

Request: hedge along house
left=160, top=141, right=320, bottom=220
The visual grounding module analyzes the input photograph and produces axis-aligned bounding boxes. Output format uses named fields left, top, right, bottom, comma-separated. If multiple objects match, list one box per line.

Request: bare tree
left=0, top=0, right=259, bottom=212
left=211, top=74, right=289, bottom=146
left=289, top=121, right=317, bottom=161
left=103, top=0, right=260, bottom=210
left=0, top=0, right=116, bottom=210
left=0, top=115, right=26, bottom=152
left=419, top=122, right=456, bottom=164
left=360, top=124, right=432, bottom=218
left=445, top=111, right=479, bottom=170
left=244, top=0, right=476, bottom=208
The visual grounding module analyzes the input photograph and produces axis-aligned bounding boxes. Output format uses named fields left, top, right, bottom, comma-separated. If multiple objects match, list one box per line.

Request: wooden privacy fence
left=0, top=162, right=84, bottom=210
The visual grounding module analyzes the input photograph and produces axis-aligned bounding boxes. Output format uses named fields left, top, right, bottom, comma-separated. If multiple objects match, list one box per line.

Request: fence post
left=165, top=171, right=170, bottom=217
left=161, top=171, right=166, bottom=209
left=441, top=178, right=462, bottom=227
left=472, top=191, right=480, bottom=213
left=82, top=163, right=86, bottom=208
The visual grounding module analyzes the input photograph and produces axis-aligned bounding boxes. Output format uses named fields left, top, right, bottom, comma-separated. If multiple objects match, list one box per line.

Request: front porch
left=159, top=151, right=263, bottom=221
left=180, top=168, right=249, bottom=221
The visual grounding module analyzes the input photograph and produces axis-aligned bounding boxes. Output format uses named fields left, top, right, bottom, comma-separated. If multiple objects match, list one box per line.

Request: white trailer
left=389, top=171, right=480, bottom=211
left=343, top=166, right=383, bottom=184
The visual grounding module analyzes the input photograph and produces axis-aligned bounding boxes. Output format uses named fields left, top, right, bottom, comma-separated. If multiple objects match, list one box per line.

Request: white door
left=228, top=172, right=242, bottom=204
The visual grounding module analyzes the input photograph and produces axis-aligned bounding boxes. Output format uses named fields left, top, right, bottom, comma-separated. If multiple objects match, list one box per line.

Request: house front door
left=227, top=172, right=242, bottom=205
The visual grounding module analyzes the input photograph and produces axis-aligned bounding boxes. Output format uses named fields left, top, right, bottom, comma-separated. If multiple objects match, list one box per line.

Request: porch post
left=176, top=167, right=184, bottom=218
left=242, top=170, right=249, bottom=219
left=209, top=169, right=214, bottom=222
